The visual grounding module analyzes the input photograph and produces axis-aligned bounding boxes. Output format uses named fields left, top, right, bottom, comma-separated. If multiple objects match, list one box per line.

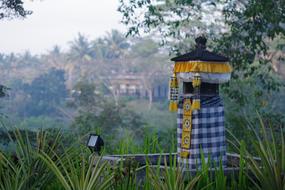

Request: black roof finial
left=195, top=36, right=207, bottom=49
left=170, top=36, right=229, bottom=62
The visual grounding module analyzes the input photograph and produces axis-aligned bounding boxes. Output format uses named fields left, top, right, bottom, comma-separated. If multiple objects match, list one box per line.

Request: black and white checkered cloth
left=177, top=96, right=227, bottom=169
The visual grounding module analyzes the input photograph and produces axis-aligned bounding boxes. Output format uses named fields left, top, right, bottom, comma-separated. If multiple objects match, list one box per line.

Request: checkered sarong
left=177, top=96, right=227, bottom=169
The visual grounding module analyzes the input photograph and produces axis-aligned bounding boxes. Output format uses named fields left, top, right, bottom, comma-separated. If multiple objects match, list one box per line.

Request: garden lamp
left=87, top=134, right=104, bottom=154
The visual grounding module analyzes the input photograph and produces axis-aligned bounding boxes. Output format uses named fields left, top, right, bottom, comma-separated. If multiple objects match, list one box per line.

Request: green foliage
left=0, top=129, right=63, bottom=189
left=1, top=31, right=171, bottom=127
left=68, top=33, right=96, bottom=62
left=228, top=116, right=285, bottom=190
left=112, top=158, right=140, bottom=190
left=72, top=100, right=145, bottom=135
left=223, top=78, right=285, bottom=142
left=0, top=113, right=284, bottom=189
left=237, top=141, right=248, bottom=190
left=117, top=1, right=285, bottom=139
left=131, top=38, right=159, bottom=58
left=2, top=2, right=285, bottom=188
left=97, top=30, right=130, bottom=60
left=0, top=152, right=28, bottom=190
left=0, top=84, right=9, bottom=98
left=127, top=100, right=176, bottom=130
left=71, top=82, right=104, bottom=112
left=39, top=151, right=114, bottom=190
left=0, top=0, right=32, bottom=20
left=119, top=0, right=285, bottom=89
left=113, top=130, right=165, bottom=154
left=146, top=156, right=201, bottom=190
left=17, top=116, right=65, bottom=131
left=118, top=0, right=221, bottom=52
left=19, top=68, right=68, bottom=117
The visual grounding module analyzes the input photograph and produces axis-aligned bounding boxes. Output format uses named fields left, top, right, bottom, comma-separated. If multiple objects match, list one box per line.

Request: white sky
left=0, top=0, right=126, bottom=54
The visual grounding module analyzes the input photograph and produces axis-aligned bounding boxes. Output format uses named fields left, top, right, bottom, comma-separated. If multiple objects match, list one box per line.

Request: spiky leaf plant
left=112, top=158, right=142, bottom=190
left=146, top=155, right=201, bottom=190
left=38, top=148, right=113, bottom=190
left=0, top=129, right=62, bottom=190
left=0, top=152, right=27, bottom=190
left=228, top=115, right=285, bottom=190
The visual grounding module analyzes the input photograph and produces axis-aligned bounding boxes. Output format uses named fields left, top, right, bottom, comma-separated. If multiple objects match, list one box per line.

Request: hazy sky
left=0, top=0, right=126, bottom=54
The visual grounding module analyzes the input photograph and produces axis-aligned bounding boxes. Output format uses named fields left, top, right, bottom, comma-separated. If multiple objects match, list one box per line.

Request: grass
left=126, top=100, right=176, bottom=130
left=228, top=115, right=285, bottom=190
left=39, top=151, right=114, bottom=190
left=0, top=115, right=284, bottom=190
left=146, top=155, right=202, bottom=190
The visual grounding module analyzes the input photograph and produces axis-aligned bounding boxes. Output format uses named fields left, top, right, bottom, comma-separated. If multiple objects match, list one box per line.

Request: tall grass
left=0, top=115, right=284, bottom=190
left=0, top=152, right=27, bottom=190
left=228, top=115, right=285, bottom=190
left=112, top=158, right=141, bottom=190
left=146, top=155, right=201, bottom=190
left=115, top=132, right=164, bottom=154
left=39, top=150, right=113, bottom=190
left=0, top=129, right=62, bottom=190
left=246, top=120, right=285, bottom=190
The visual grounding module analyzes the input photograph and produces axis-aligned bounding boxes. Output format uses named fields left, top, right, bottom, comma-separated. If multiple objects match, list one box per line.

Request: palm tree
left=66, top=33, right=96, bottom=88
left=68, top=33, right=95, bottom=63
left=102, top=30, right=130, bottom=60
left=46, top=45, right=64, bottom=67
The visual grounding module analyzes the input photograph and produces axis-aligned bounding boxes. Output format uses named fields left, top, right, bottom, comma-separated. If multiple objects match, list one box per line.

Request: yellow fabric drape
left=191, top=99, right=200, bottom=110
left=181, top=99, right=192, bottom=158
left=169, top=73, right=179, bottom=112
left=169, top=101, right=178, bottom=111
left=180, top=97, right=202, bottom=158
left=174, top=61, right=232, bottom=73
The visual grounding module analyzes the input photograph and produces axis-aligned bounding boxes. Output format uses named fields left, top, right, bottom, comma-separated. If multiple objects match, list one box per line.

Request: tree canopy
left=118, top=0, right=285, bottom=90
left=0, top=0, right=32, bottom=20
left=0, top=0, right=32, bottom=98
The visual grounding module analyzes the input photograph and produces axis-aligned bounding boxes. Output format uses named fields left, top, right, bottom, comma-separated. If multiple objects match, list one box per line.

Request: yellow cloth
left=180, top=98, right=202, bottom=158
left=192, top=77, right=201, bottom=87
left=170, top=75, right=178, bottom=88
left=180, top=151, right=190, bottom=158
left=191, top=99, right=201, bottom=110
left=181, top=99, right=192, bottom=158
left=169, top=101, right=178, bottom=112
left=174, top=61, right=232, bottom=73
left=183, top=99, right=192, bottom=115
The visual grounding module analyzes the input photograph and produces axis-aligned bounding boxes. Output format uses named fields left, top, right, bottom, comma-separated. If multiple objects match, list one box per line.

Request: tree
left=118, top=0, right=285, bottom=74
left=70, top=82, right=104, bottom=113
left=0, top=85, right=9, bottom=97
left=44, top=46, right=64, bottom=68
left=0, top=53, right=19, bottom=97
left=0, top=0, right=32, bottom=20
left=100, top=29, right=130, bottom=60
left=118, top=0, right=225, bottom=52
left=43, top=46, right=74, bottom=89
left=20, top=68, right=68, bottom=117
left=71, top=96, right=145, bottom=142
left=0, top=0, right=33, bottom=97
left=128, top=38, right=169, bottom=108
left=66, top=33, right=96, bottom=88
left=118, top=0, right=285, bottom=129
left=68, top=33, right=95, bottom=63
left=119, top=0, right=285, bottom=89
left=85, top=30, right=131, bottom=105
